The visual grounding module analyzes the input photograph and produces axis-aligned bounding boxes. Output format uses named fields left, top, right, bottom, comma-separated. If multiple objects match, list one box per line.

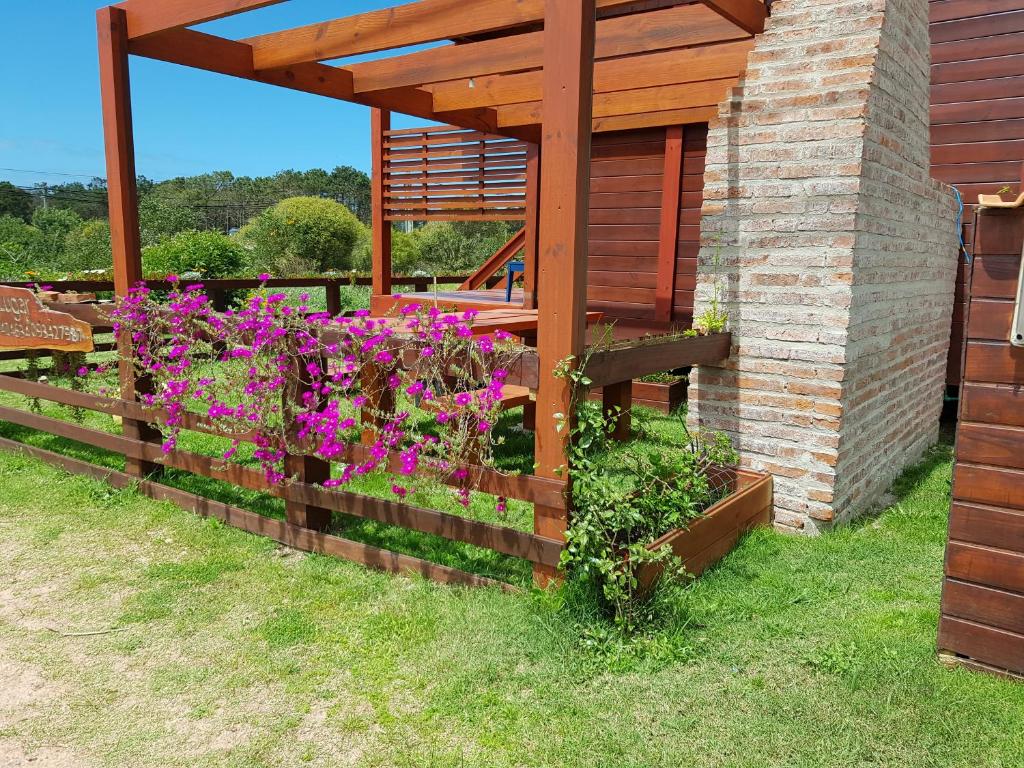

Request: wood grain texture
left=115, top=0, right=283, bottom=40
left=532, top=0, right=597, bottom=585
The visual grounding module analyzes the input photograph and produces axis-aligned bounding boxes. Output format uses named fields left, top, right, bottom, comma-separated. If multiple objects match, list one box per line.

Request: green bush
left=239, top=196, right=362, bottom=276
left=61, top=219, right=112, bottom=273
left=142, top=229, right=245, bottom=279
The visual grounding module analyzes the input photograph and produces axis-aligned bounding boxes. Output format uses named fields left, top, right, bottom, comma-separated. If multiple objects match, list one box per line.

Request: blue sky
left=0, top=1, right=439, bottom=187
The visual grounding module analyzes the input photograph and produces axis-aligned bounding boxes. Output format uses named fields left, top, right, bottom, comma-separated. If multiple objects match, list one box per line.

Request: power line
left=0, top=167, right=104, bottom=180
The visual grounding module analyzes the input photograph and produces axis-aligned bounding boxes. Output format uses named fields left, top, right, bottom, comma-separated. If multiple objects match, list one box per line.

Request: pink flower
left=454, top=392, right=472, bottom=407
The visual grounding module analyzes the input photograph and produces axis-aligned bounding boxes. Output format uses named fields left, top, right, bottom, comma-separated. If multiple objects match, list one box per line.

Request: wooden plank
left=246, top=0, right=642, bottom=70
left=957, top=421, right=1024, bottom=470
left=930, top=0, right=1024, bottom=24
left=932, top=160, right=1024, bottom=185
left=966, top=298, right=1014, bottom=340
left=430, top=41, right=753, bottom=112
left=932, top=31, right=1024, bottom=66
left=949, top=501, right=1024, bottom=554
left=656, top=126, right=683, bottom=323
left=974, top=218, right=1024, bottom=257
left=946, top=541, right=1024, bottom=597
left=114, top=0, right=283, bottom=40
left=932, top=52, right=1024, bottom=86
left=932, top=75, right=1024, bottom=105
left=584, top=333, right=731, bottom=387
left=942, top=578, right=1024, bottom=636
left=953, top=462, right=1024, bottom=510
left=349, top=4, right=746, bottom=94
left=498, top=78, right=737, bottom=128
left=961, top=382, right=1024, bottom=427
left=532, top=0, right=597, bottom=586
left=931, top=119, right=1024, bottom=145
left=931, top=10, right=1024, bottom=45
left=932, top=139, right=1024, bottom=165
left=963, top=341, right=1024, bottom=384
left=371, top=109, right=392, bottom=298
left=523, top=144, right=541, bottom=309
left=938, top=615, right=1024, bottom=674
left=932, top=97, right=1024, bottom=125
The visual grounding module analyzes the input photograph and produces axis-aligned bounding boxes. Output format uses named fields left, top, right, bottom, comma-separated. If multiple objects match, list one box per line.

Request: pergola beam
left=495, top=78, right=739, bottom=129
left=245, top=0, right=650, bottom=71
left=127, top=28, right=524, bottom=140
left=114, top=0, right=286, bottom=40
left=430, top=40, right=754, bottom=113
left=349, top=3, right=747, bottom=94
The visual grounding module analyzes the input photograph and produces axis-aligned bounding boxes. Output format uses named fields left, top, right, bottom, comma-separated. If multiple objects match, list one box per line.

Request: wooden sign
left=0, top=286, right=94, bottom=353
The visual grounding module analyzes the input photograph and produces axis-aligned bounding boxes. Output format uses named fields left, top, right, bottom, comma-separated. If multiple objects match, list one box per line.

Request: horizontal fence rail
left=383, top=125, right=527, bottom=222
left=0, top=367, right=565, bottom=573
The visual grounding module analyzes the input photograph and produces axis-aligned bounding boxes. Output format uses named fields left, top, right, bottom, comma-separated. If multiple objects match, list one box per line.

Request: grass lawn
left=1, top=426, right=1023, bottom=767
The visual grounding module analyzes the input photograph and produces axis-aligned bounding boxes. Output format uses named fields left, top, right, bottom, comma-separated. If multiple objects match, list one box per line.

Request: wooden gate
left=939, top=205, right=1024, bottom=678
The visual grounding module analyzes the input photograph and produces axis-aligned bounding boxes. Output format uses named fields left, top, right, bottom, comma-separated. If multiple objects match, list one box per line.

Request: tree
left=0, top=182, right=33, bottom=222
left=0, top=214, right=41, bottom=278
left=61, top=219, right=112, bottom=273
left=239, top=196, right=363, bottom=276
left=28, top=207, right=83, bottom=268
left=413, top=222, right=473, bottom=273
left=139, top=196, right=202, bottom=247
left=142, top=230, right=245, bottom=278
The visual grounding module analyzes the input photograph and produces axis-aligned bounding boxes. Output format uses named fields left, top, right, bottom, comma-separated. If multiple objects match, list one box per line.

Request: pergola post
left=97, top=5, right=161, bottom=479
left=522, top=144, right=541, bottom=311
left=371, top=108, right=392, bottom=299
left=532, top=0, right=596, bottom=586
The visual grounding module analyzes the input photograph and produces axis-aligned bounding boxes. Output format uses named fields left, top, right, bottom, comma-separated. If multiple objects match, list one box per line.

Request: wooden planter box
left=635, top=467, right=774, bottom=595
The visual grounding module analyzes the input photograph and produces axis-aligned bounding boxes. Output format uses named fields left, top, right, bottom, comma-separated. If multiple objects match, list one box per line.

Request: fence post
left=284, top=352, right=332, bottom=531
left=325, top=280, right=342, bottom=316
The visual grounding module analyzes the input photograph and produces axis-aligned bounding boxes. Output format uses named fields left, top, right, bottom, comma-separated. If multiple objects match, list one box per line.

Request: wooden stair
left=458, top=229, right=527, bottom=291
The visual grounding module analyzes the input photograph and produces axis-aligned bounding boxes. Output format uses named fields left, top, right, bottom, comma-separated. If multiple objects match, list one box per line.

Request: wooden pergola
left=97, top=0, right=766, bottom=583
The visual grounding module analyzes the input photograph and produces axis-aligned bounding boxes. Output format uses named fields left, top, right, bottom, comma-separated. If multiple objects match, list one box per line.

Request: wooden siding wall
left=939, top=207, right=1024, bottom=677
left=586, top=124, right=707, bottom=324
left=930, top=0, right=1024, bottom=385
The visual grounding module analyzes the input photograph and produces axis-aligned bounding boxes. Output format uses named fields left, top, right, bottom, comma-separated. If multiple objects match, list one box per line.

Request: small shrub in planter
left=559, top=400, right=740, bottom=631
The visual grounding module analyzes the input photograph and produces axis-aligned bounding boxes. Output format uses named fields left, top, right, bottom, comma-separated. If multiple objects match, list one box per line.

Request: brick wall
left=688, top=0, right=958, bottom=532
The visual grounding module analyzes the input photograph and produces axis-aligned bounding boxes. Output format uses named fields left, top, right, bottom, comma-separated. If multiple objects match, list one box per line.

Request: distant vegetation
left=0, top=168, right=521, bottom=283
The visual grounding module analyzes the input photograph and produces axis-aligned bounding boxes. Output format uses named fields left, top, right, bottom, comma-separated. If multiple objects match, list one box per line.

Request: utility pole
left=40, top=182, right=48, bottom=210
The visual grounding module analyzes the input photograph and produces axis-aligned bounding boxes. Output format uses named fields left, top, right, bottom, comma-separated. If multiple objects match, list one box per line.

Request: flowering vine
left=97, top=277, right=525, bottom=510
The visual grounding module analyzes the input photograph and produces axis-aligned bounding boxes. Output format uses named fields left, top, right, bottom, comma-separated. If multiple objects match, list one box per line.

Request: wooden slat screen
left=382, top=124, right=527, bottom=221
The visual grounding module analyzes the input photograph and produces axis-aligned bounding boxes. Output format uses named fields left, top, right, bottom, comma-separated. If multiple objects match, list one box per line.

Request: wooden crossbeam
left=349, top=4, right=747, bottom=94
left=699, top=0, right=768, bottom=35
left=430, top=40, right=754, bottom=112
left=496, top=78, right=739, bottom=129
left=245, top=0, right=649, bottom=70
left=113, top=0, right=286, bottom=40
left=127, top=27, right=530, bottom=140
left=591, top=106, right=719, bottom=133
